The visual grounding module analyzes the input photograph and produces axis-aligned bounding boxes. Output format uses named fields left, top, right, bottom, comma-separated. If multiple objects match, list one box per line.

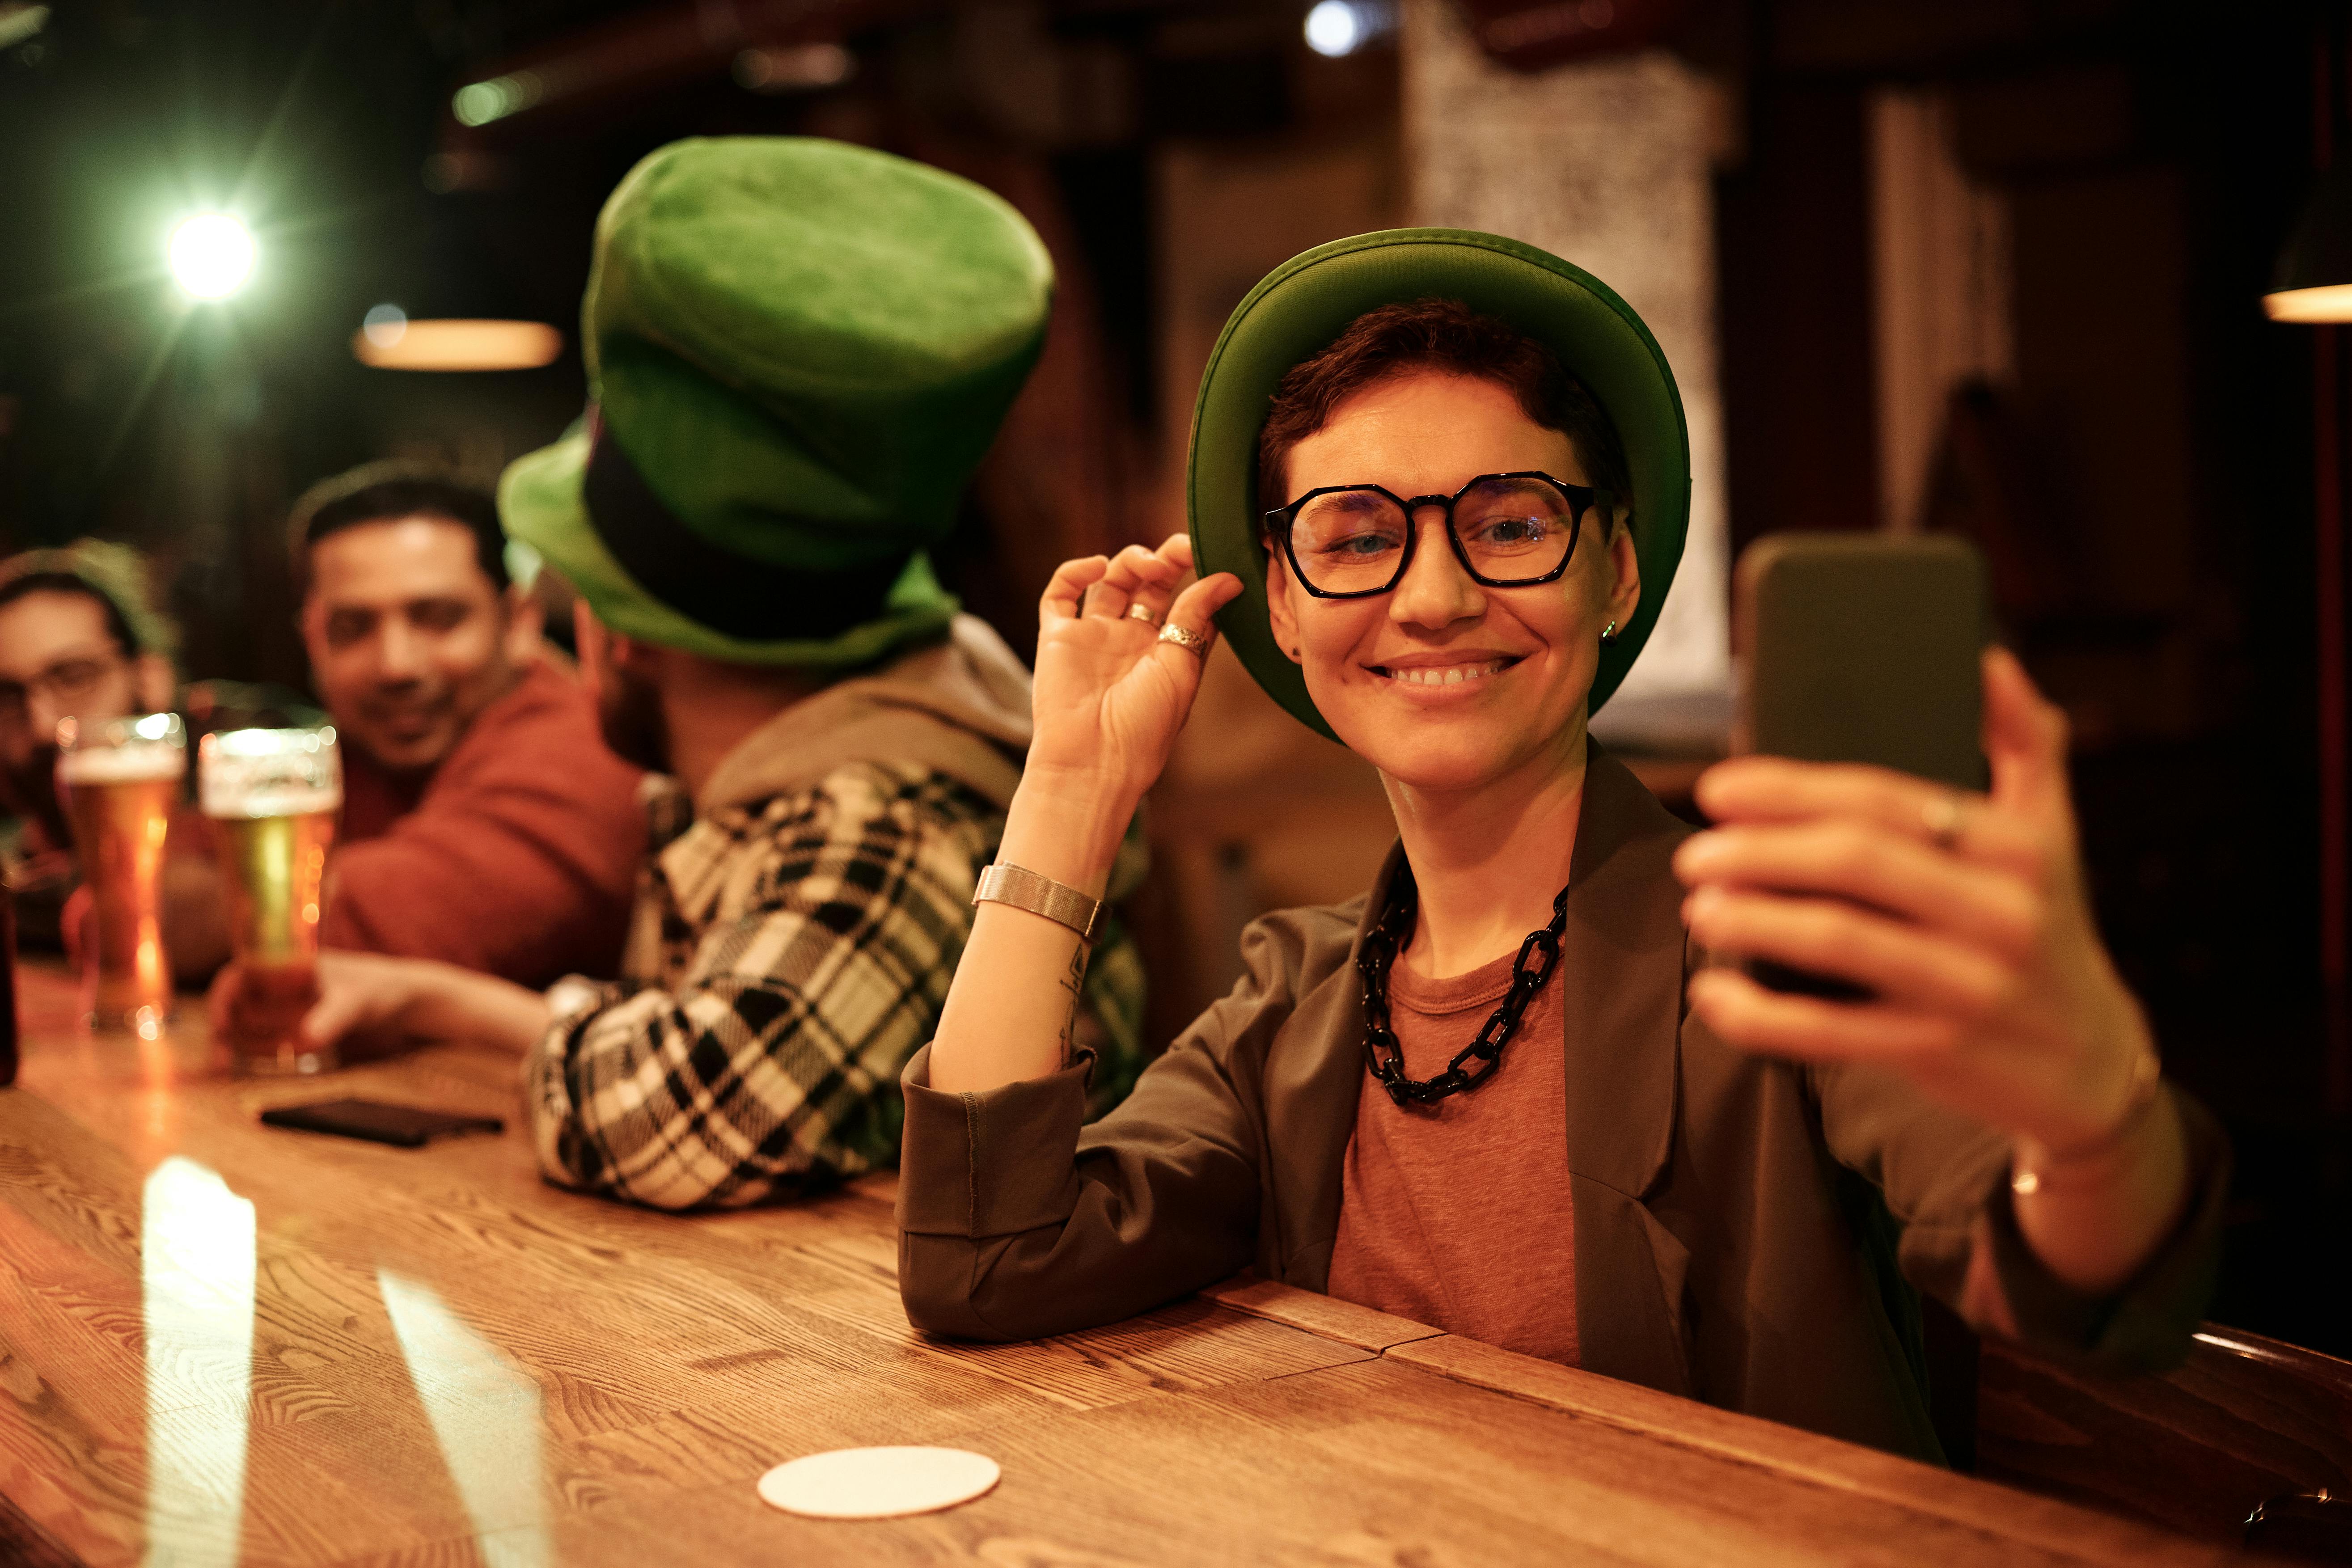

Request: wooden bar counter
left=0, top=965, right=2243, bottom=1567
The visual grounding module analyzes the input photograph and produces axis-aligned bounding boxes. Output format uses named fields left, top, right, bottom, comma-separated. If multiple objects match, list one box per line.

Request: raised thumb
left=1981, top=646, right=2069, bottom=816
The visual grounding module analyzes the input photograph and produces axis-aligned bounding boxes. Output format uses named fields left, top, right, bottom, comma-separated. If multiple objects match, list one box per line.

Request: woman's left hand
left=1674, top=647, right=2155, bottom=1158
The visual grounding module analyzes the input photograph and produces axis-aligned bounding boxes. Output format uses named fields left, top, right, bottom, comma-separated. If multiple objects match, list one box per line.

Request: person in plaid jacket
left=212, top=137, right=1146, bottom=1209
left=523, top=615, right=1146, bottom=1207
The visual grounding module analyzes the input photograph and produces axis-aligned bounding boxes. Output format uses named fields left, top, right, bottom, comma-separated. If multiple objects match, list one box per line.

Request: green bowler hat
left=1187, top=228, right=1690, bottom=740
left=502, top=137, right=1054, bottom=666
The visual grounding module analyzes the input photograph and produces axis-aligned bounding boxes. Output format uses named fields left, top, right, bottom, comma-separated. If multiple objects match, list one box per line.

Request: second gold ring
left=1921, top=793, right=1965, bottom=851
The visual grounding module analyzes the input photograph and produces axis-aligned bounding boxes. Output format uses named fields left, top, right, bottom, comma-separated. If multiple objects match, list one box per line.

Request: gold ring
left=1920, top=793, right=1964, bottom=851
left=1125, top=604, right=1159, bottom=625
left=1157, top=622, right=1208, bottom=655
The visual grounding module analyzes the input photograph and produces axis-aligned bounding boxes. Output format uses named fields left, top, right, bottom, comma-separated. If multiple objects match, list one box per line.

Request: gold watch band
left=973, top=862, right=1105, bottom=944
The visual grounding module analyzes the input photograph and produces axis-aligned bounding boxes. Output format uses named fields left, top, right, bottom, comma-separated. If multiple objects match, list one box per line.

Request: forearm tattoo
left=1057, top=938, right=1089, bottom=1067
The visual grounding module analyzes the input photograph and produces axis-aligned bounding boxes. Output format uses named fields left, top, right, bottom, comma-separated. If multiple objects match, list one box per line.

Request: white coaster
left=756, top=1446, right=1001, bottom=1520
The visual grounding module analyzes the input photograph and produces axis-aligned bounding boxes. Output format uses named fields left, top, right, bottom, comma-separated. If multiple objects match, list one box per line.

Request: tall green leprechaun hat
left=1188, top=229, right=1689, bottom=741
left=501, top=137, right=1053, bottom=666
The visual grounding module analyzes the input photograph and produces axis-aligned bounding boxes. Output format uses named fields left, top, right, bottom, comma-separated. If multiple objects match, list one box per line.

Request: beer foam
left=203, top=779, right=339, bottom=819
left=57, top=741, right=186, bottom=784
left=199, top=728, right=341, bottom=818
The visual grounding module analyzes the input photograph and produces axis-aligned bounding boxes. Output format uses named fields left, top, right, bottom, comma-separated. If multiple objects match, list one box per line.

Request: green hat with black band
left=1187, top=228, right=1690, bottom=742
left=500, top=136, right=1054, bottom=667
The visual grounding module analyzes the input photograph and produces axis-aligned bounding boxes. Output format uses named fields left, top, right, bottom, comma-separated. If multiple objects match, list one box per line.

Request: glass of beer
left=199, top=727, right=341, bottom=1075
left=56, top=712, right=186, bottom=1037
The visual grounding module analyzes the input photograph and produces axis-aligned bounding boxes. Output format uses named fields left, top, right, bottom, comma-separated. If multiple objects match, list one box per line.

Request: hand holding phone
left=1728, top=534, right=1988, bottom=998
left=1675, top=543, right=2164, bottom=1176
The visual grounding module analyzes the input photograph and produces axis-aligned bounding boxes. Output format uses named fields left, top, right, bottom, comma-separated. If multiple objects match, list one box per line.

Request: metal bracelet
left=973, top=862, right=1106, bottom=944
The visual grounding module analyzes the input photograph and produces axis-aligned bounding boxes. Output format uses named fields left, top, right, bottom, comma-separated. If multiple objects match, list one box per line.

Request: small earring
left=1600, top=619, right=1620, bottom=646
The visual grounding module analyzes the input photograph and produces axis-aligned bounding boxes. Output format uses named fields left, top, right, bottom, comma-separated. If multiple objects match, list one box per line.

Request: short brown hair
left=288, top=461, right=508, bottom=598
left=1255, top=297, right=1631, bottom=525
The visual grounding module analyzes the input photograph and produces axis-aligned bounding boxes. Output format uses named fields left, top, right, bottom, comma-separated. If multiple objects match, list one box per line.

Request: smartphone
left=260, top=1098, right=505, bottom=1149
left=1731, top=533, right=1991, bottom=997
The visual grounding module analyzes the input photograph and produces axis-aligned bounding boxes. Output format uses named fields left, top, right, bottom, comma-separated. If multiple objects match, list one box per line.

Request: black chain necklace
left=1358, top=863, right=1571, bottom=1106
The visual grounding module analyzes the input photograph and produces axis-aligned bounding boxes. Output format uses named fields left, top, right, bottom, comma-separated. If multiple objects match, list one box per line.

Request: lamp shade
left=2268, top=164, right=2352, bottom=322
left=351, top=316, right=563, bottom=371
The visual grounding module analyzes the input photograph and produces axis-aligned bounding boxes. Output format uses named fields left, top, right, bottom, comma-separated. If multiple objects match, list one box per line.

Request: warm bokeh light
left=733, top=42, right=856, bottom=92
left=2264, top=283, right=2352, bottom=324
left=1304, top=0, right=1365, bottom=56
left=350, top=317, right=563, bottom=371
left=167, top=213, right=257, bottom=300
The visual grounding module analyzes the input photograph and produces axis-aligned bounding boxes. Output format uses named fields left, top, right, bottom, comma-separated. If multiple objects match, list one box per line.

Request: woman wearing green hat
left=897, top=231, right=2225, bottom=1461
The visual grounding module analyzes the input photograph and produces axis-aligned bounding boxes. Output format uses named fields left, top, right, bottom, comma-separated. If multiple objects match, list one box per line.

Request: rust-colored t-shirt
left=1325, top=946, right=1578, bottom=1365
left=323, top=659, right=644, bottom=987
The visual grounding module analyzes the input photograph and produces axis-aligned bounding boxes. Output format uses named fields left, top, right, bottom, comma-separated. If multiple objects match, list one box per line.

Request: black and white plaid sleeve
left=521, top=762, right=1002, bottom=1210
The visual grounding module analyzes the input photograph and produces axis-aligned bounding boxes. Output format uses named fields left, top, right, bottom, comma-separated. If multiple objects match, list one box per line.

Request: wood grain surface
left=0, top=964, right=2246, bottom=1567
left=1977, top=1323, right=2352, bottom=1542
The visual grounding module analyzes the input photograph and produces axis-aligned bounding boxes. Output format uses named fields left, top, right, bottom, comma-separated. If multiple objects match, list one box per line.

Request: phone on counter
left=259, top=1098, right=505, bottom=1149
left=1730, top=533, right=1991, bottom=998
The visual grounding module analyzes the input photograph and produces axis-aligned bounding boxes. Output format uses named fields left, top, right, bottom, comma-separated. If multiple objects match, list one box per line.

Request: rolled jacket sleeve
left=896, top=914, right=1317, bottom=1343
left=897, top=1046, right=1092, bottom=1241
left=1815, top=1061, right=2230, bottom=1370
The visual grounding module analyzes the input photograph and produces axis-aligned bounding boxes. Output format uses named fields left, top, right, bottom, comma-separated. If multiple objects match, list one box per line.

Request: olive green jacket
left=897, top=746, right=2228, bottom=1462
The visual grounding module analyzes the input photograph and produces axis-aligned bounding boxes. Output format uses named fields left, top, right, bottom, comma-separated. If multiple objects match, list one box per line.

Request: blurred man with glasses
left=0, top=540, right=229, bottom=971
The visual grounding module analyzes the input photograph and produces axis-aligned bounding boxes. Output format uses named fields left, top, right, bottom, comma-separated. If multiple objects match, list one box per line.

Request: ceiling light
left=1304, top=0, right=1394, bottom=58
left=351, top=318, right=563, bottom=372
left=2269, top=165, right=2352, bottom=323
left=2266, top=284, right=2352, bottom=324
left=0, top=5, right=51, bottom=51
left=1305, top=0, right=1362, bottom=56
left=167, top=214, right=257, bottom=301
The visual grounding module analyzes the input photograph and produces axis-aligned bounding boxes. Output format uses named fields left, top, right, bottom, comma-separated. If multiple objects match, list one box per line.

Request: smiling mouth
left=365, top=705, right=445, bottom=735
left=1372, top=657, right=1518, bottom=688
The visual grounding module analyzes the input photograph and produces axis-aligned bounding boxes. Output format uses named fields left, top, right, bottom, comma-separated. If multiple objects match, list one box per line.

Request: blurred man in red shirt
left=290, top=465, right=643, bottom=985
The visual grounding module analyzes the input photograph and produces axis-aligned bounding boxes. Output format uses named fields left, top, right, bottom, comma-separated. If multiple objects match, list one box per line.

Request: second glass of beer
left=200, top=727, right=341, bottom=1075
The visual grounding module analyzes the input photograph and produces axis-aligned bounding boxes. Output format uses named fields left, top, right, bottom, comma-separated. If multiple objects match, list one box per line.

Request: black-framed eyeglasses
left=0, top=651, right=127, bottom=731
left=1263, top=471, right=1611, bottom=599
